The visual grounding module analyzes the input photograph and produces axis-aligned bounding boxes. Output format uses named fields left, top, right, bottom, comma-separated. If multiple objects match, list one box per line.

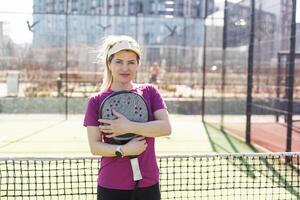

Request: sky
left=0, top=0, right=299, bottom=44
left=0, top=0, right=33, bottom=44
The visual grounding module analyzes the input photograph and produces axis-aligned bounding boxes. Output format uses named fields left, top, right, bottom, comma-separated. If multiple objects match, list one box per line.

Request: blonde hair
left=98, top=35, right=141, bottom=92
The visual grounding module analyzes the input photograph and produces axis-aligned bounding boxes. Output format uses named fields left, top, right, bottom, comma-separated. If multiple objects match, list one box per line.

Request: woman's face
left=109, top=50, right=138, bottom=86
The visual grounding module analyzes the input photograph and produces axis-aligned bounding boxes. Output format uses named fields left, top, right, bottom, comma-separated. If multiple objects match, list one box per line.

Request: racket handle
left=130, top=158, right=142, bottom=181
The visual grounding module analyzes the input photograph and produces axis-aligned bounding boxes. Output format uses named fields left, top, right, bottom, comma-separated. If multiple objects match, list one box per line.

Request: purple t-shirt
left=83, top=84, right=167, bottom=190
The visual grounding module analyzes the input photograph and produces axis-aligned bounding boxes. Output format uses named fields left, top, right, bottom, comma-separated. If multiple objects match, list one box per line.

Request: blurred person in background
left=149, top=62, right=160, bottom=84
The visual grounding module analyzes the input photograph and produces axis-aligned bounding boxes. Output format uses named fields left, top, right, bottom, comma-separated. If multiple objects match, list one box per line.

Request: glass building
left=31, top=0, right=214, bottom=73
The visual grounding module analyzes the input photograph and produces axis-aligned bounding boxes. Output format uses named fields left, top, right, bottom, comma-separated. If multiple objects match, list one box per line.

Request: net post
left=285, top=0, right=297, bottom=153
left=246, top=0, right=255, bottom=144
left=220, top=0, right=228, bottom=131
left=201, top=0, right=208, bottom=122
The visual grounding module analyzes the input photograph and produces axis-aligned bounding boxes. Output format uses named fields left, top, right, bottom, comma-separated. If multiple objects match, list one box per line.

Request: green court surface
left=0, top=114, right=261, bottom=156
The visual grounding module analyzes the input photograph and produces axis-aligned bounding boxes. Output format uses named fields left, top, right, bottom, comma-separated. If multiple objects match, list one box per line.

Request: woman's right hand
left=122, top=137, right=147, bottom=156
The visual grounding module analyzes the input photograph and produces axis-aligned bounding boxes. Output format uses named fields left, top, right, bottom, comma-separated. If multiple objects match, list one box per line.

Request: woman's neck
left=110, top=82, right=135, bottom=91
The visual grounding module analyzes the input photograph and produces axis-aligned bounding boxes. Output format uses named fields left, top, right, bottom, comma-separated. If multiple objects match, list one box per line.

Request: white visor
left=107, top=40, right=141, bottom=60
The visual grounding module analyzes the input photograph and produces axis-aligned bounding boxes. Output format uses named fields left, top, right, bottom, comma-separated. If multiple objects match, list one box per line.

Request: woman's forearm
left=89, top=140, right=118, bottom=157
left=128, top=119, right=171, bottom=137
left=89, top=137, right=148, bottom=157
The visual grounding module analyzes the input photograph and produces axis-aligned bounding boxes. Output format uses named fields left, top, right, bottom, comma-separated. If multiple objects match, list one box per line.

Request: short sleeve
left=83, top=96, right=100, bottom=127
left=149, top=84, right=167, bottom=112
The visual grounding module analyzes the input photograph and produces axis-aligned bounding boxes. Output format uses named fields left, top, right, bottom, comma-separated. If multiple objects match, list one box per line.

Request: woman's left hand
left=98, top=110, right=132, bottom=138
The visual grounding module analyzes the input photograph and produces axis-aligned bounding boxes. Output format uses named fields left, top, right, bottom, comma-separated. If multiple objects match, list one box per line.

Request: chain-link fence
left=203, top=0, right=299, bottom=152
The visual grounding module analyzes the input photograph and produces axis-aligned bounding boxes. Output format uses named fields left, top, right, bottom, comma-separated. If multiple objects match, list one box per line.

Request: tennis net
left=0, top=152, right=299, bottom=200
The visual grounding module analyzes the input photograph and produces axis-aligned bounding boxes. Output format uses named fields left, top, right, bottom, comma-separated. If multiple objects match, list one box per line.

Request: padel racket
left=99, top=90, right=149, bottom=181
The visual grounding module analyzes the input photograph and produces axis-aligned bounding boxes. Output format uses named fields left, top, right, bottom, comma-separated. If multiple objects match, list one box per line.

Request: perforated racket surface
left=99, top=91, right=149, bottom=144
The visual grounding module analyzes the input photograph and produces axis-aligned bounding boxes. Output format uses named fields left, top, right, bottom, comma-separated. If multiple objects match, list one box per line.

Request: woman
left=83, top=35, right=171, bottom=200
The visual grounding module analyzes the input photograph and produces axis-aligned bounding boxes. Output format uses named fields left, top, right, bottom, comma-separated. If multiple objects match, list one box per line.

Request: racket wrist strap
left=130, top=158, right=143, bottom=181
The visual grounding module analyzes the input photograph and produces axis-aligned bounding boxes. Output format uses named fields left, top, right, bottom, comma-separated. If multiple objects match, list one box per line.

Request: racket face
left=100, top=91, right=149, bottom=144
